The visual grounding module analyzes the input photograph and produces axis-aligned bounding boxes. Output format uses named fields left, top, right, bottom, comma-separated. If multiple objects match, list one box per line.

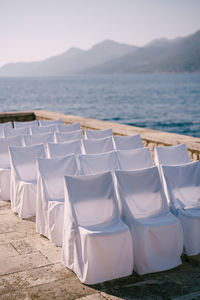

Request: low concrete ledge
left=0, top=110, right=200, bottom=161
left=33, top=110, right=200, bottom=161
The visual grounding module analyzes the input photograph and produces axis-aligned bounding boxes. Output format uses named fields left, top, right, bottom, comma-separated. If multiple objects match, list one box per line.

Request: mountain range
left=0, top=30, right=199, bottom=76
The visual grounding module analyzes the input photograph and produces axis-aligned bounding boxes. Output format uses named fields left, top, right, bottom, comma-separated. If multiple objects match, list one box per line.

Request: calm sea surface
left=0, top=74, right=200, bottom=137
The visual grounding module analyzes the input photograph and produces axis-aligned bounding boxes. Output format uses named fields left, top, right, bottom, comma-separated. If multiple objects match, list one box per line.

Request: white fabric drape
left=47, top=140, right=83, bottom=158
left=36, top=154, right=80, bottom=246
left=0, top=136, right=23, bottom=200
left=115, top=166, right=183, bottom=275
left=161, top=161, right=200, bottom=256
left=9, top=144, right=46, bottom=218
left=23, top=132, right=54, bottom=146
left=113, top=134, right=143, bottom=150
left=55, top=130, right=84, bottom=143
left=14, top=120, right=38, bottom=128
left=31, top=125, right=56, bottom=135
left=82, top=136, right=114, bottom=154
left=154, top=144, right=190, bottom=166
left=85, top=128, right=113, bottom=139
left=4, top=126, right=31, bottom=137
left=116, top=148, right=154, bottom=171
left=63, top=171, right=133, bottom=284
left=39, top=119, right=62, bottom=126
left=57, top=123, right=81, bottom=132
left=79, top=151, right=119, bottom=175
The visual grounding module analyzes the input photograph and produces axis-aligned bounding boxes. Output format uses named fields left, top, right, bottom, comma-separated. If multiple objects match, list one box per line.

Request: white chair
left=36, top=154, right=80, bottom=246
left=48, top=140, right=83, bottom=158
left=161, top=161, right=200, bottom=256
left=0, top=136, right=23, bottom=200
left=23, top=132, right=54, bottom=146
left=0, top=122, right=13, bottom=137
left=154, top=144, right=190, bottom=166
left=63, top=171, right=133, bottom=284
left=113, top=134, right=143, bottom=150
left=55, top=130, right=84, bottom=143
left=85, top=128, right=113, bottom=139
left=4, top=126, right=31, bottom=137
left=82, top=136, right=114, bottom=154
left=115, top=166, right=183, bottom=275
left=116, top=148, right=154, bottom=171
left=30, top=125, right=56, bottom=135
left=9, top=144, right=46, bottom=219
left=79, top=151, right=119, bottom=175
left=14, top=120, right=38, bottom=128
left=39, top=119, right=62, bottom=126
left=57, top=123, right=81, bottom=132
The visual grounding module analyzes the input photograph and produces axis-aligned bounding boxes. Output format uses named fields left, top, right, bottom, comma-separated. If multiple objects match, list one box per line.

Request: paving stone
left=0, top=231, right=37, bottom=245
left=0, top=263, right=73, bottom=295
left=27, top=236, right=62, bottom=264
left=0, top=243, right=19, bottom=258
left=11, top=240, right=38, bottom=255
left=26, top=277, right=97, bottom=300
left=0, top=252, right=51, bottom=276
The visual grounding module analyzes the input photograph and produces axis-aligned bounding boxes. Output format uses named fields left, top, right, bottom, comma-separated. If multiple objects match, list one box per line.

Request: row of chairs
left=0, top=120, right=199, bottom=284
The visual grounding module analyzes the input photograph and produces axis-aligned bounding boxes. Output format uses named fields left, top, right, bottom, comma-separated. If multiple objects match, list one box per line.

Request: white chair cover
left=154, top=144, right=190, bottom=166
left=115, top=166, right=183, bottom=275
left=4, top=126, right=31, bottom=137
left=9, top=144, right=46, bottom=218
left=36, top=154, right=80, bottom=246
left=55, top=130, right=84, bottom=143
left=57, top=123, right=81, bottom=132
left=14, top=120, right=38, bottom=128
left=48, top=140, right=83, bottom=158
left=79, top=151, right=119, bottom=175
left=23, top=132, right=54, bottom=146
left=31, top=125, right=56, bottom=135
left=39, top=119, right=62, bottom=126
left=113, top=134, right=143, bottom=150
left=63, top=171, right=133, bottom=284
left=0, top=122, right=13, bottom=137
left=0, top=136, right=23, bottom=200
left=85, top=128, right=113, bottom=139
left=82, top=136, right=114, bottom=154
left=116, top=148, right=154, bottom=171
left=161, top=161, right=200, bottom=256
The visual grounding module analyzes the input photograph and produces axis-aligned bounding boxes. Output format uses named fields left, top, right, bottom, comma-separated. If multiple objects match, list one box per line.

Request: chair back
left=85, top=128, right=113, bottom=139
left=39, top=119, right=62, bottom=126
left=24, top=132, right=54, bottom=146
left=116, top=148, right=153, bottom=171
left=161, top=161, right=200, bottom=211
left=4, top=126, right=30, bottom=137
left=64, top=171, right=120, bottom=227
left=31, top=125, right=56, bottom=135
left=48, top=140, right=83, bottom=157
left=79, top=151, right=119, bottom=175
left=14, top=120, right=38, bottom=128
left=154, top=144, right=190, bottom=166
left=37, top=154, right=79, bottom=201
left=55, top=130, right=83, bottom=143
left=57, top=123, right=81, bottom=132
left=9, top=144, right=46, bottom=182
left=115, top=166, right=169, bottom=221
left=0, top=136, right=23, bottom=169
left=113, top=134, right=143, bottom=150
left=83, top=136, right=114, bottom=154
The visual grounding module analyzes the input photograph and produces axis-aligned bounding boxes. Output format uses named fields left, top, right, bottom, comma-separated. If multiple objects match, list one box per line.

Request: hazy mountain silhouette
left=0, top=40, right=137, bottom=76
left=85, top=30, right=200, bottom=73
left=0, top=31, right=199, bottom=76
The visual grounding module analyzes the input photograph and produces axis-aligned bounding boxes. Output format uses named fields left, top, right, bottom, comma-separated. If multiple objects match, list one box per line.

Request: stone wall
left=0, top=110, right=199, bottom=161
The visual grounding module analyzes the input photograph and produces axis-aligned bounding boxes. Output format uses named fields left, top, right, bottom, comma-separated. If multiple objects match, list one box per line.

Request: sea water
left=0, top=73, right=200, bottom=137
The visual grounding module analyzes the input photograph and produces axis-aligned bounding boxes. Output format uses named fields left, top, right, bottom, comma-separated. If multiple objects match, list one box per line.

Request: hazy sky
left=0, top=0, right=200, bottom=67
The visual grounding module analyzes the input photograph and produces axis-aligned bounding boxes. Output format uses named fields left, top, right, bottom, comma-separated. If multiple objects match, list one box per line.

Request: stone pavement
left=0, top=199, right=200, bottom=300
